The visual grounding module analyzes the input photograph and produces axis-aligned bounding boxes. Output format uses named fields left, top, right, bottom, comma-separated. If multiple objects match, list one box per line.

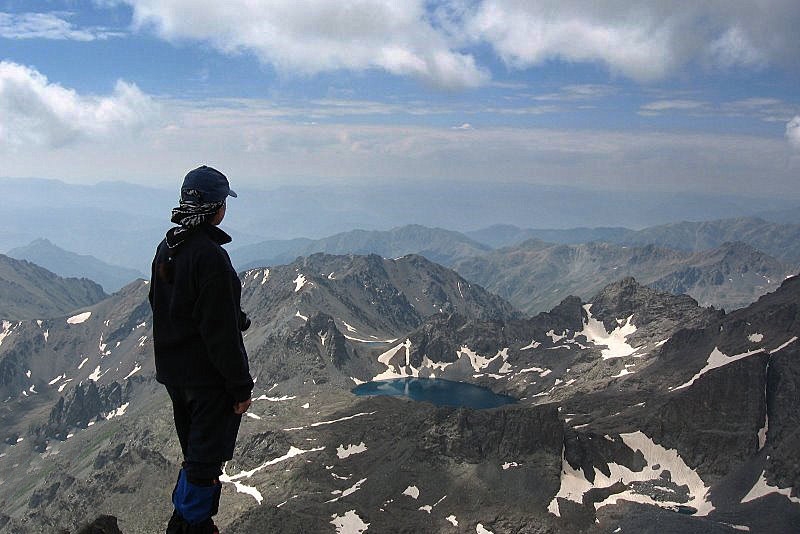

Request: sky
left=1, top=0, right=799, bottom=199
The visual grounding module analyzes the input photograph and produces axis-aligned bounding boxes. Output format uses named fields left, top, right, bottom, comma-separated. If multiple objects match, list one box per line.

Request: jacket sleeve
left=192, top=270, right=254, bottom=402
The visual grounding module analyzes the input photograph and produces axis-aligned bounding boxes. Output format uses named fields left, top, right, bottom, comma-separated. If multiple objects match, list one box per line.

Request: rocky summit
left=0, top=253, right=798, bottom=533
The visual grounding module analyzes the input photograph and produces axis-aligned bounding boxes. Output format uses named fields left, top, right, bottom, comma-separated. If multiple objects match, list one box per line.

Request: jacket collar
left=165, top=224, right=232, bottom=250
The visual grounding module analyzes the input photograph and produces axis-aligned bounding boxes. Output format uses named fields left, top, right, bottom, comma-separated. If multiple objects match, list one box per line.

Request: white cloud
left=0, top=62, right=158, bottom=148
left=639, top=99, right=707, bottom=116
left=88, top=2, right=799, bottom=86
left=787, top=116, right=800, bottom=150
left=708, top=26, right=765, bottom=69
left=120, top=0, right=487, bottom=88
left=464, top=1, right=800, bottom=81
left=0, top=11, right=122, bottom=40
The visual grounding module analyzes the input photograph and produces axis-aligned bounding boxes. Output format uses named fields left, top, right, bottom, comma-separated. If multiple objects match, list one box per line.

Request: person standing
left=149, top=165, right=254, bottom=534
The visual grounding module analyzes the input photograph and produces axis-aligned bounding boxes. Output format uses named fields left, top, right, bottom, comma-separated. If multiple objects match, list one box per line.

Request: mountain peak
left=589, top=276, right=716, bottom=332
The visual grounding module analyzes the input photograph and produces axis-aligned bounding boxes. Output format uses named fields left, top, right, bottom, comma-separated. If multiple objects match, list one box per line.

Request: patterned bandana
left=170, top=189, right=225, bottom=228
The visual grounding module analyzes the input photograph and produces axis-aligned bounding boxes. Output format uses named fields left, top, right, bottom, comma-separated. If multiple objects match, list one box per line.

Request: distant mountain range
left=4, top=213, right=798, bottom=318
left=230, top=225, right=491, bottom=271
left=453, top=240, right=797, bottom=314
left=1, top=253, right=798, bottom=532
left=465, top=217, right=800, bottom=264
left=0, top=254, right=107, bottom=321
left=625, top=217, right=800, bottom=264
left=231, top=220, right=799, bottom=314
left=2, top=177, right=798, bottom=273
left=7, top=239, right=144, bottom=293
left=465, top=224, right=635, bottom=248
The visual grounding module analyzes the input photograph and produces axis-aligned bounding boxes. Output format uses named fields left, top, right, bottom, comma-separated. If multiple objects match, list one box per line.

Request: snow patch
left=337, top=442, right=367, bottom=459
left=330, top=510, right=369, bottom=534
left=295, top=311, right=308, bottom=322
left=374, top=340, right=413, bottom=380
left=342, top=321, right=358, bottom=333
left=520, top=340, right=541, bottom=351
left=67, top=312, right=91, bottom=325
left=88, top=365, right=106, bottom=382
left=546, top=330, right=566, bottom=343
left=579, top=305, right=638, bottom=359
left=457, top=346, right=511, bottom=374
left=741, top=470, right=800, bottom=504
left=58, top=379, right=73, bottom=392
left=611, top=369, right=633, bottom=378
left=748, top=333, right=764, bottom=343
left=769, top=336, right=798, bottom=354
left=403, top=486, right=420, bottom=499
left=674, top=347, right=765, bottom=390
left=124, top=364, right=142, bottom=380
left=344, top=334, right=396, bottom=344
left=0, top=321, right=16, bottom=346
left=476, top=524, right=494, bottom=534
left=327, top=478, right=367, bottom=502
left=283, top=412, right=376, bottom=432
left=446, top=515, right=458, bottom=526
left=48, top=374, right=64, bottom=385
left=549, top=431, right=713, bottom=517
left=293, top=274, right=307, bottom=292
left=106, top=402, right=129, bottom=420
left=221, top=446, right=326, bottom=504
left=261, top=269, right=270, bottom=285
left=255, top=394, right=296, bottom=402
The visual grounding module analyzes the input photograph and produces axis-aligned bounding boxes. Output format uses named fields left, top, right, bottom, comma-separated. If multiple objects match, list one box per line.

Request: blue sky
left=1, top=0, right=799, bottom=198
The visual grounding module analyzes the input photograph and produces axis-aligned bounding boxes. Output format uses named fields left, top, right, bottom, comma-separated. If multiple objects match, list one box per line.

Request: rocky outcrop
left=590, top=277, right=719, bottom=332
left=31, top=381, right=130, bottom=450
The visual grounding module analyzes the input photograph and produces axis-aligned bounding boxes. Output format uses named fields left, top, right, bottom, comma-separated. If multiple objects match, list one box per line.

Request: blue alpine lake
left=352, top=377, right=517, bottom=409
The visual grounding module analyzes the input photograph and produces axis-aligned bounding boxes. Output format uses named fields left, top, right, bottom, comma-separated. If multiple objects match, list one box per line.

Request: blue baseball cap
left=180, top=165, right=237, bottom=202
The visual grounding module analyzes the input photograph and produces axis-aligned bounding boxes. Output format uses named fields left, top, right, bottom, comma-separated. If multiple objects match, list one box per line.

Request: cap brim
left=228, top=188, right=238, bottom=198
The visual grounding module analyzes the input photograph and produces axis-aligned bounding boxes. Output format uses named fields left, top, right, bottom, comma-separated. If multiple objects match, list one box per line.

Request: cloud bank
left=0, top=62, right=157, bottom=148
left=3, top=97, right=798, bottom=198
left=466, top=0, right=800, bottom=81
left=123, top=0, right=487, bottom=88
left=115, top=0, right=800, bottom=85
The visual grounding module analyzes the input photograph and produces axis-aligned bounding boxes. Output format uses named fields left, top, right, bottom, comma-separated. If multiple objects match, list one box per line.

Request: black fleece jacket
left=148, top=224, right=253, bottom=402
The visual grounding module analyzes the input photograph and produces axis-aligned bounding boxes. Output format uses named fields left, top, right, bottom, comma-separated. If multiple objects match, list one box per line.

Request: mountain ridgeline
left=454, top=239, right=796, bottom=314
left=0, top=247, right=798, bottom=533
left=7, top=239, right=145, bottom=294
left=5, top=209, right=798, bottom=318
left=0, top=254, right=107, bottom=321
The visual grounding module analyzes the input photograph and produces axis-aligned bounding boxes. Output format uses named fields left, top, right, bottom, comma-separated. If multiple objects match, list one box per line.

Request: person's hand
left=233, top=398, right=252, bottom=415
